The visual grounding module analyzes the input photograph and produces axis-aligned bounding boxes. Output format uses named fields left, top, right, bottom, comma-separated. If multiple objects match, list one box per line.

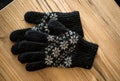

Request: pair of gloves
left=10, top=11, right=98, bottom=71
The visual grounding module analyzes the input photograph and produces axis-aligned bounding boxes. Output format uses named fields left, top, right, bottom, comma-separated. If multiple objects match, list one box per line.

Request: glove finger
left=24, top=11, right=44, bottom=24
left=24, top=11, right=84, bottom=37
left=24, top=11, right=77, bottom=24
left=26, top=61, right=47, bottom=71
left=11, top=40, right=48, bottom=54
left=11, top=42, right=20, bottom=54
left=18, top=51, right=45, bottom=63
left=10, top=28, right=31, bottom=42
left=25, top=30, right=48, bottom=42
left=48, top=20, right=68, bottom=35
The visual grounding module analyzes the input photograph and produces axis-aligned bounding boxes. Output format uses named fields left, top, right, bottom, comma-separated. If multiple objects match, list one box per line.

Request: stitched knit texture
left=16, top=30, right=98, bottom=71
left=10, top=11, right=83, bottom=42
left=11, top=20, right=68, bottom=54
left=24, top=41, right=98, bottom=71
left=24, top=11, right=84, bottom=37
left=10, top=20, right=98, bottom=71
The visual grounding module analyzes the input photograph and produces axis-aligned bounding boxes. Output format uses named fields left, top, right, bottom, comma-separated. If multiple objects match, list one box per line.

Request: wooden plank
left=0, top=0, right=120, bottom=81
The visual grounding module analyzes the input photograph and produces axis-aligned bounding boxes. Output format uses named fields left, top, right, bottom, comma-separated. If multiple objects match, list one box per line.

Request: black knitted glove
left=11, top=20, right=98, bottom=71
left=11, top=20, right=68, bottom=54
left=10, top=11, right=83, bottom=42
left=25, top=11, right=83, bottom=37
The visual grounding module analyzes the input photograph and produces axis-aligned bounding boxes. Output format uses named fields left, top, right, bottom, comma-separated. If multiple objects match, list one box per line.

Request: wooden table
left=0, top=0, right=120, bottom=81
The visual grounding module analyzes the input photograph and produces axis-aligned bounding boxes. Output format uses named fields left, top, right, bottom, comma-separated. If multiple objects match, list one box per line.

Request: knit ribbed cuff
left=72, top=38, right=98, bottom=69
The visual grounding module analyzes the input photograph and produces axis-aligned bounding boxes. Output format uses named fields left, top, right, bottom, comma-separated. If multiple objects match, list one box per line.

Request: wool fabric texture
left=10, top=11, right=83, bottom=42
left=10, top=20, right=98, bottom=71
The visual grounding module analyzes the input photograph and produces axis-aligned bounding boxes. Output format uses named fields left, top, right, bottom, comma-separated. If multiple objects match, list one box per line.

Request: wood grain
left=0, top=0, right=120, bottom=81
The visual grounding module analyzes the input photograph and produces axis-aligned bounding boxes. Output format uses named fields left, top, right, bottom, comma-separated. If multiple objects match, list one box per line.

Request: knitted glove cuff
left=71, top=38, right=98, bottom=69
left=36, top=38, right=98, bottom=69
left=44, top=30, right=79, bottom=67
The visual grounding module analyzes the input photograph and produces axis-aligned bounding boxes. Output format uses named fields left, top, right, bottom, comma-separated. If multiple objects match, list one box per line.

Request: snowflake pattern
left=45, top=55, right=53, bottom=65
left=44, top=30, right=80, bottom=67
left=31, top=12, right=58, bottom=33
left=49, top=13, right=58, bottom=20
left=60, top=41, right=68, bottom=50
left=64, top=57, right=72, bottom=67
left=31, top=12, right=80, bottom=68
left=46, top=12, right=50, bottom=16
left=47, top=35, right=55, bottom=42
left=52, top=47, right=60, bottom=57
left=69, top=35, right=79, bottom=44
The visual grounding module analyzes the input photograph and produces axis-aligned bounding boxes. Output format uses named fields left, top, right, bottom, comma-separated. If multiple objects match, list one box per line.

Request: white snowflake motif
left=45, top=55, right=53, bottom=65
left=47, top=35, right=55, bottom=42
left=69, top=35, right=79, bottom=44
left=49, top=13, right=58, bottom=20
left=46, top=12, right=50, bottom=16
left=52, top=47, right=60, bottom=57
left=64, top=57, right=72, bottom=67
left=60, top=41, right=68, bottom=50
